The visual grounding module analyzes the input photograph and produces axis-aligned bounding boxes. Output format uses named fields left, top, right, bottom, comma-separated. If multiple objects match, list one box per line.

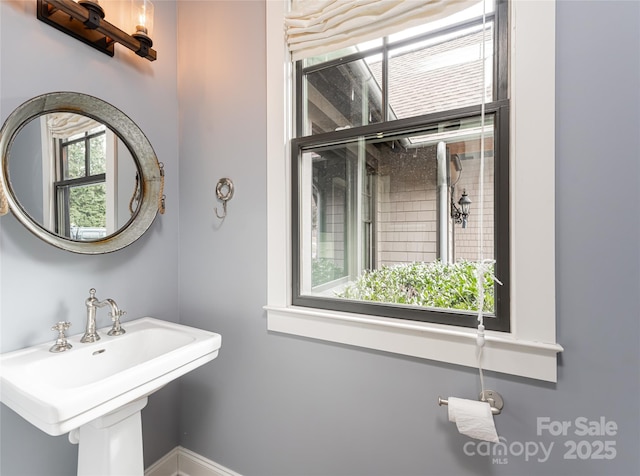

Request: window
left=266, top=0, right=562, bottom=382
left=37, top=112, right=126, bottom=241
left=291, top=2, right=510, bottom=330
left=55, top=125, right=108, bottom=240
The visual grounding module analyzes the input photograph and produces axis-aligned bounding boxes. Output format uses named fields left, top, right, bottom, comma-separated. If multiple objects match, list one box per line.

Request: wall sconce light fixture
left=451, top=188, right=471, bottom=229
left=131, top=0, right=154, bottom=55
left=37, top=0, right=157, bottom=61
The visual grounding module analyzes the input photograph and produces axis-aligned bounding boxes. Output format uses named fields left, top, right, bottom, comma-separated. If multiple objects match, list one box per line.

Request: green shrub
left=338, top=260, right=494, bottom=312
left=312, top=258, right=344, bottom=287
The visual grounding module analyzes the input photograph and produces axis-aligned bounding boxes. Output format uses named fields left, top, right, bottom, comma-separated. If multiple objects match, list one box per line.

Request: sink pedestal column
left=70, top=397, right=148, bottom=476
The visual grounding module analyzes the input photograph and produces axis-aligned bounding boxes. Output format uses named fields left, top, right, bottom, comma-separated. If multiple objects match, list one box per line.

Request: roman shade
left=46, top=112, right=102, bottom=139
left=286, top=0, right=477, bottom=60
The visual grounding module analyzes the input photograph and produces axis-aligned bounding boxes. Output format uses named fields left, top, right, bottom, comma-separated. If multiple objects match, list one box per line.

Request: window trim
left=265, top=0, right=563, bottom=382
left=43, top=124, right=118, bottom=238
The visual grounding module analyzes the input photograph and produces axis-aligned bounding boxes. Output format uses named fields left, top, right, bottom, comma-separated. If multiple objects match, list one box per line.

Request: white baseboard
left=145, top=447, right=179, bottom=476
left=145, top=446, right=241, bottom=476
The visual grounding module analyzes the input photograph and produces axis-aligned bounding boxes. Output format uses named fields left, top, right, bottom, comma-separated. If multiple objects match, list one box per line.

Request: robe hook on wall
left=215, top=178, right=234, bottom=219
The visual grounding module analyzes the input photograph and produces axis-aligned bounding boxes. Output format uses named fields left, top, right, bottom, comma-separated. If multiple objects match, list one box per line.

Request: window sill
left=266, top=305, right=563, bottom=382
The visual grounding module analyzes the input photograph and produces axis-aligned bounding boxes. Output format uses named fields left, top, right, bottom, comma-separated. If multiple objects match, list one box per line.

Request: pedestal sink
left=0, top=317, right=222, bottom=476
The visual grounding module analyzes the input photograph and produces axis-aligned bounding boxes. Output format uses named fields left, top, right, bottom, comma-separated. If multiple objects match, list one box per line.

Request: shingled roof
left=367, top=27, right=493, bottom=120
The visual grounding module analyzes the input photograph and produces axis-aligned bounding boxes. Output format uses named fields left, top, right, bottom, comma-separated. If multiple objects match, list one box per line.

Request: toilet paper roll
left=447, top=397, right=499, bottom=442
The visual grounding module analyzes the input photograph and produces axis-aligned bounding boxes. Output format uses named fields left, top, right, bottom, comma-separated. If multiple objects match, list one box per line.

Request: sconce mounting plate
left=37, top=0, right=114, bottom=56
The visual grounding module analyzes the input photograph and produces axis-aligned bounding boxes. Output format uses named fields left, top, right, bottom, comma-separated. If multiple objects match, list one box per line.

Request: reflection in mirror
left=0, top=91, right=162, bottom=254
left=9, top=113, right=139, bottom=241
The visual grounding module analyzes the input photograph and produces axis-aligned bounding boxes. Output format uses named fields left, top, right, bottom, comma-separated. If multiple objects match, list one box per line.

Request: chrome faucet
left=81, top=288, right=126, bottom=343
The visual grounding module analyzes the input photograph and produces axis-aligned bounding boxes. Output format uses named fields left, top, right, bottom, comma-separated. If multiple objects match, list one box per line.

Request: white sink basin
left=0, top=317, right=221, bottom=436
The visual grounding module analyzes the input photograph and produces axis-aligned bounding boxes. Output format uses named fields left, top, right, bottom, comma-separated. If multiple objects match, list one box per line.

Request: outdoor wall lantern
left=451, top=188, right=471, bottom=229
left=37, top=0, right=157, bottom=61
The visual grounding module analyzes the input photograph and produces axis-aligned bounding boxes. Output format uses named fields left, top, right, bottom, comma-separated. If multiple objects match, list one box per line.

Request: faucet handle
left=112, top=309, right=126, bottom=319
left=50, top=321, right=72, bottom=353
left=107, top=310, right=126, bottom=336
left=51, top=321, right=71, bottom=333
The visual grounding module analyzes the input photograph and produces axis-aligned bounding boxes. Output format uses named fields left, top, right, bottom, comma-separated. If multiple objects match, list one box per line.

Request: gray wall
left=0, top=1, right=180, bottom=474
left=0, top=1, right=638, bottom=476
left=6, top=117, right=43, bottom=222
left=177, top=1, right=639, bottom=476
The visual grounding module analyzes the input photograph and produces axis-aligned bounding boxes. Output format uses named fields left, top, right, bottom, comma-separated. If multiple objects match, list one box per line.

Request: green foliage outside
left=338, top=260, right=495, bottom=312
left=69, top=184, right=106, bottom=227
left=312, top=257, right=344, bottom=287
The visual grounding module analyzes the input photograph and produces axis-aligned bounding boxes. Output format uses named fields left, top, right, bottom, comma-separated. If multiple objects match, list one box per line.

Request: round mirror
left=0, top=92, right=163, bottom=254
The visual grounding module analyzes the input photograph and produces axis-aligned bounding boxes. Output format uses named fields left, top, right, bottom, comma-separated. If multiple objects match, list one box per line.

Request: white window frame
left=40, top=120, right=118, bottom=234
left=265, top=0, right=563, bottom=382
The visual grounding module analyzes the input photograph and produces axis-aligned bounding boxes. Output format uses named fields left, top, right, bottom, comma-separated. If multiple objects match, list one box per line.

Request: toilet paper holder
left=438, top=390, right=504, bottom=415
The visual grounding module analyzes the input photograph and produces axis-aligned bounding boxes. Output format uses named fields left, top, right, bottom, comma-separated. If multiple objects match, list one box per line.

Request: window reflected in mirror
left=8, top=113, right=139, bottom=241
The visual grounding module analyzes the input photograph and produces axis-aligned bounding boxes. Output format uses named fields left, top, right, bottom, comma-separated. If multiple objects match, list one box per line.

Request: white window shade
left=46, top=112, right=102, bottom=139
left=286, top=0, right=477, bottom=61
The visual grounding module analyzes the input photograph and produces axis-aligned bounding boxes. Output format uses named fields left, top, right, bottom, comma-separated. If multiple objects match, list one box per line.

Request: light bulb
left=131, top=0, right=154, bottom=43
